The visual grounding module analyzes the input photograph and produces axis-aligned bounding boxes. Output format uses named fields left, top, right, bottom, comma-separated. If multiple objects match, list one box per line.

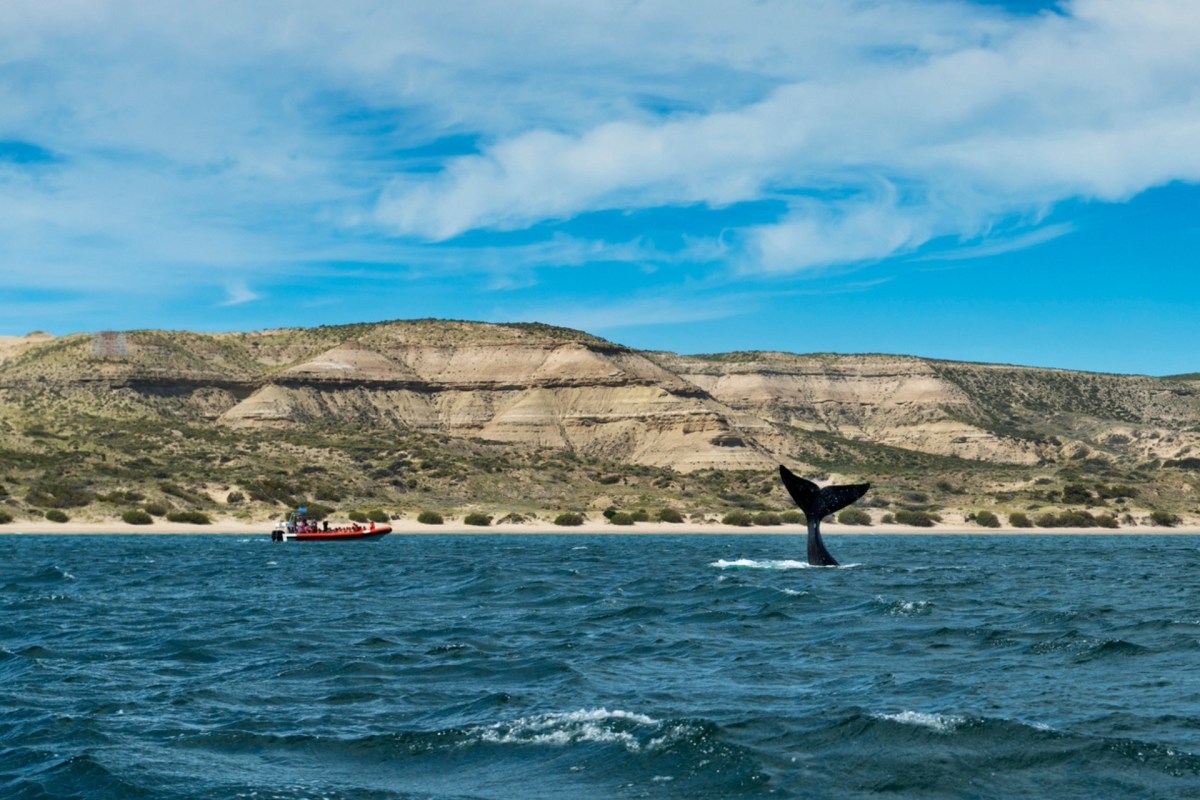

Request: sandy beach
left=3, top=517, right=1199, bottom=536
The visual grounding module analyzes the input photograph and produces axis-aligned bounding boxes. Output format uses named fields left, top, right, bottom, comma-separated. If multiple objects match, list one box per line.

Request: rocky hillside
left=0, top=321, right=1197, bottom=527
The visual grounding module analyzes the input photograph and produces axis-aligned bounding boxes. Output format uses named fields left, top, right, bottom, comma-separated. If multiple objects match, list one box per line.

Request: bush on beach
left=1008, top=512, right=1033, bottom=528
left=973, top=510, right=1001, bottom=528
left=417, top=511, right=444, bottom=525
left=1150, top=510, right=1180, bottom=527
left=166, top=511, right=211, bottom=524
left=893, top=510, right=940, bottom=527
left=837, top=508, right=872, bottom=526
left=122, top=509, right=153, bottom=525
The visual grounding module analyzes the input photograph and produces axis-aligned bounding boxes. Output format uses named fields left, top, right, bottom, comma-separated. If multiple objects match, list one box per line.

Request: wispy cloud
left=916, top=222, right=1077, bottom=262
left=220, top=279, right=260, bottom=307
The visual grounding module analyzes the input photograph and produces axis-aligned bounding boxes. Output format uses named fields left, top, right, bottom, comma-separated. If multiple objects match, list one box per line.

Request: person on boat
left=322, top=520, right=329, bottom=532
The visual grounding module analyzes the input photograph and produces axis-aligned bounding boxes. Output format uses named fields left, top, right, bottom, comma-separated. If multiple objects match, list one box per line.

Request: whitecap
left=469, top=708, right=661, bottom=752
left=876, top=710, right=965, bottom=733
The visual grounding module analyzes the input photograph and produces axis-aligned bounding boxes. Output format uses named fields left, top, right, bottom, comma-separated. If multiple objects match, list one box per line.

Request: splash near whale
left=779, top=465, right=870, bottom=566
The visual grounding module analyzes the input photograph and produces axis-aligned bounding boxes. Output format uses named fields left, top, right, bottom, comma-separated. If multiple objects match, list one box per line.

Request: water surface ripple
left=3, top=534, right=1200, bottom=798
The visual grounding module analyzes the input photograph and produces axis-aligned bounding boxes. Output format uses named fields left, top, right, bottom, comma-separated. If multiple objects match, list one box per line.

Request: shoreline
left=4, top=518, right=1200, bottom=536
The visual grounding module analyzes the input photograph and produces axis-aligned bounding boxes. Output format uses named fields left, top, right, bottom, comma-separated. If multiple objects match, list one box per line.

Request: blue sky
left=1, top=0, right=1198, bottom=376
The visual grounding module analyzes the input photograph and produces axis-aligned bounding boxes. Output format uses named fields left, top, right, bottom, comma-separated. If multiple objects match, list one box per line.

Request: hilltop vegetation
left=0, top=320, right=1197, bottom=528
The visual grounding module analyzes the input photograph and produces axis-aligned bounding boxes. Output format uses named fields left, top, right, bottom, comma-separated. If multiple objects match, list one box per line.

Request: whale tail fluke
left=779, top=465, right=870, bottom=566
left=778, top=466, right=869, bottom=520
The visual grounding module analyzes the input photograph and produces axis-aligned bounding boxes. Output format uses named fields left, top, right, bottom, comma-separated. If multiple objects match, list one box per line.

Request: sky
left=1, top=0, right=1198, bottom=376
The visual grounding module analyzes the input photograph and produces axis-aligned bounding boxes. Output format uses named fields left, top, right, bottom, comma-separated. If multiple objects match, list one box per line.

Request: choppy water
left=3, top=534, right=1200, bottom=799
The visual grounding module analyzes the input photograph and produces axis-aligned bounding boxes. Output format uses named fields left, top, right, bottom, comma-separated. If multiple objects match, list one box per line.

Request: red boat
left=274, top=525, right=391, bottom=542
left=271, top=508, right=392, bottom=541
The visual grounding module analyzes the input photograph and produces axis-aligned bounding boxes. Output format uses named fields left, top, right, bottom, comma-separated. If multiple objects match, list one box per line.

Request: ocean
left=3, top=533, right=1200, bottom=799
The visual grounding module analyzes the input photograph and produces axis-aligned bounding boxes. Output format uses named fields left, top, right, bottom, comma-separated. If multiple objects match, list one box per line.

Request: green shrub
left=1035, top=512, right=1061, bottom=528
left=657, top=508, right=684, bottom=523
left=838, top=508, right=872, bottom=526
left=602, top=506, right=619, bottom=519
left=496, top=512, right=527, bottom=524
left=609, top=512, right=635, bottom=525
left=1061, top=484, right=1093, bottom=504
left=166, top=511, right=211, bottom=524
left=752, top=511, right=782, bottom=526
left=1057, top=510, right=1097, bottom=527
left=26, top=482, right=94, bottom=509
left=44, top=509, right=70, bottom=523
left=1009, top=512, right=1033, bottom=528
left=630, top=509, right=650, bottom=522
left=1150, top=510, right=1180, bottom=527
left=1095, top=513, right=1120, bottom=529
left=0, top=509, right=13, bottom=524
left=417, top=511, right=444, bottom=525
left=974, top=510, right=1001, bottom=528
left=893, top=510, right=940, bottom=528
left=780, top=510, right=804, bottom=524
left=880, top=513, right=895, bottom=524
left=226, top=491, right=245, bottom=505
left=463, top=512, right=492, bottom=526
left=143, top=503, right=169, bottom=517
left=99, top=490, right=143, bottom=503
left=553, top=513, right=585, bottom=526
left=348, top=510, right=369, bottom=523
left=366, top=509, right=390, bottom=523
left=722, top=510, right=753, bottom=527
left=122, top=509, right=153, bottom=525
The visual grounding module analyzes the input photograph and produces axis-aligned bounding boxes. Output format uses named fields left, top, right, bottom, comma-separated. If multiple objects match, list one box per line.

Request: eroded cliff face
left=656, top=353, right=1048, bottom=465
left=3, top=322, right=1197, bottom=475
left=217, top=336, right=769, bottom=471
left=655, top=352, right=1200, bottom=467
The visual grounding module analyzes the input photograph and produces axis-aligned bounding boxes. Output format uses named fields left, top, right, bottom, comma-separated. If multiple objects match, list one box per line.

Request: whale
left=778, top=465, right=870, bottom=566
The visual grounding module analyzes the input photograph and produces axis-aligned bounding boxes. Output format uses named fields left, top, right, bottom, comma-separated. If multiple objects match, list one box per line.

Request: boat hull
left=276, top=526, right=392, bottom=542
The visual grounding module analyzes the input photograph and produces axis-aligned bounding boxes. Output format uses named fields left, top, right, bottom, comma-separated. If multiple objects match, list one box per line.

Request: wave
left=873, top=710, right=967, bottom=733
left=827, top=708, right=1200, bottom=795
left=178, top=708, right=771, bottom=796
left=2, top=564, right=76, bottom=590
left=468, top=708, right=659, bottom=750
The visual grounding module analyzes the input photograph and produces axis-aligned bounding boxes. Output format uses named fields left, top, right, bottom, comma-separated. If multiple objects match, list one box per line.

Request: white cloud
left=1, top=0, right=1198, bottom=298
left=367, top=0, right=1200, bottom=270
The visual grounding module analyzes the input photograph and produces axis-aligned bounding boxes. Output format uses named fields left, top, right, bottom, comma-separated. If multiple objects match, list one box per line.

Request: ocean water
left=3, top=534, right=1200, bottom=799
